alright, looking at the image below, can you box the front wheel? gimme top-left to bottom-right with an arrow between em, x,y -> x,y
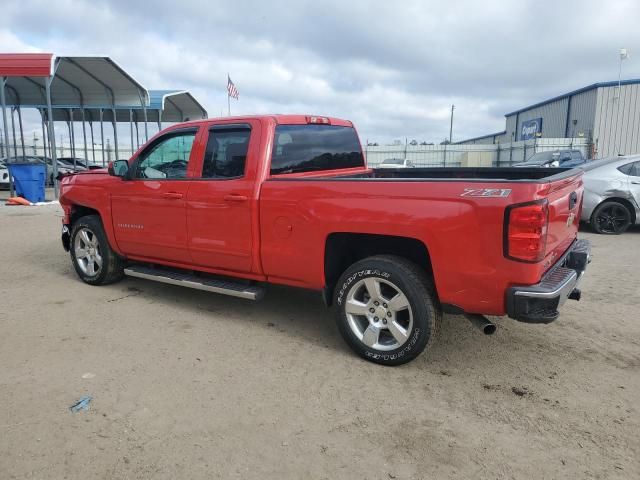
334,255 -> 440,366
70,215 -> 124,285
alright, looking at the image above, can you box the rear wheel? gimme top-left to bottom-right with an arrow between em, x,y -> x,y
591,201 -> 632,234
70,215 -> 124,285
334,255 -> 440,366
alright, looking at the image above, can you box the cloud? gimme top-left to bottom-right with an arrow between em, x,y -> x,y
1,0 -> 639,146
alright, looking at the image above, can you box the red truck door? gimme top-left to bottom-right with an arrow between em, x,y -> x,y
185,123 -> 258,273
110,128 -> 199,263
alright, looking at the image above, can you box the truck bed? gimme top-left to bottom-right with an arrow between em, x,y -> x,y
336,167 -> 579,182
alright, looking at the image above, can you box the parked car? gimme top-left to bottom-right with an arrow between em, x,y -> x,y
58,114 -> 590,366
377,158 -> 415,168
513,150 -> 586,168
57,157 -> 88,171
580,155 -> 640,234
27,156 -> 75,184
0,162 -> 9,189
58,157 -> 104,170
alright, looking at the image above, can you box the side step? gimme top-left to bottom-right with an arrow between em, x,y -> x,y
124,265 -> 265,301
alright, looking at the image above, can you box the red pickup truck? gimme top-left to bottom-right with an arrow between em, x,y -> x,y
59,115 -> 591,365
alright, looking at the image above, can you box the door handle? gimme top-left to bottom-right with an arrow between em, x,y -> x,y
162,192 -> 183,200
224,194 -> 248,202
632,181 -> 640,185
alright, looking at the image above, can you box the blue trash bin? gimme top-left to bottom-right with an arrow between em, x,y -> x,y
7,163 -> 47,203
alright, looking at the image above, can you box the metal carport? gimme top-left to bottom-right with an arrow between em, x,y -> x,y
22,90 -> 207,163
0,53 -> 149,197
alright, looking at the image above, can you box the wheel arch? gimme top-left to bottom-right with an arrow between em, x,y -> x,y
66,203 -> 123,256
323,232 -> 434,306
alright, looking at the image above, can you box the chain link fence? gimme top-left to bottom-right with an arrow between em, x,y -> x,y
2,137 -> 592,169
364,138 -> 592,168
0,141 -> 136,167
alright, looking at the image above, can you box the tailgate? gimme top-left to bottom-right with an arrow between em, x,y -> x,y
541,171 -> 583,271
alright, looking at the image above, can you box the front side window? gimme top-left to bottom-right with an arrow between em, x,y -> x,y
270,124 -> 364,175
201,127 -> 251,178
134,131 -> 196,179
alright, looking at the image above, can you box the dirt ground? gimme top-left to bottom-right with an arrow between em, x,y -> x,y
0,199 -> 638,480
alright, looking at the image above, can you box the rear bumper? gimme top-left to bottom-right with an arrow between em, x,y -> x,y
506,239 -> 591,324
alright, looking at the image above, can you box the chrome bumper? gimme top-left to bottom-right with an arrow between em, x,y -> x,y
506,239 -> 591,323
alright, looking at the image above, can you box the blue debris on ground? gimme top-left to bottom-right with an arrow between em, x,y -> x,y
69,395 -> 93,413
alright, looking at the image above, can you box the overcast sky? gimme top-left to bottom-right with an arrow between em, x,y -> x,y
2,0 -> 639,147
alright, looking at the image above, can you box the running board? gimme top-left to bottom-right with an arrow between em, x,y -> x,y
124,265 -> 265,301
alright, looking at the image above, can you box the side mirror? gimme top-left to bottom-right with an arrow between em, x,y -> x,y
108,160 -> 129,178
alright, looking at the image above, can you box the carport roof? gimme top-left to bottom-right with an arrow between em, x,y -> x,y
149,90 -> 207,121
35,90 -> 207,123
0,54 -> 148,108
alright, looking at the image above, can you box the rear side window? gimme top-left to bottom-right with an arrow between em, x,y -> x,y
201,126 -> 251,178
618,161 -> 640,177
270,124 -> 364,175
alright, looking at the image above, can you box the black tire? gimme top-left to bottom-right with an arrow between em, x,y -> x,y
334,255 -> 441,366
70,215 -> 124,285
591,201 -> 632,234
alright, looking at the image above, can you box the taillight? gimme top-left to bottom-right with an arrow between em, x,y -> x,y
504,200 -> 549,262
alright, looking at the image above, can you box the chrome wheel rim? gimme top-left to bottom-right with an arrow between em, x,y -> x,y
344,277 -> 413,351
74,227 -> 103,276
596,204 -> 629,233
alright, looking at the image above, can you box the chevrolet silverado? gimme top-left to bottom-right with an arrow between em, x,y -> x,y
59,115 -> 591,365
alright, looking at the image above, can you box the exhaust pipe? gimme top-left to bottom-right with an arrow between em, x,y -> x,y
465,314 -> 497,335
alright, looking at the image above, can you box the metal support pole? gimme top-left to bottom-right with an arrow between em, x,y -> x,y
11,107 -> 18,158
69,110 -> 77,170
89,121 -> 95,163
99,109 -> 105,166
0,77 -> 15,196
129,109 -> 134,155
41,110 -> 48,158
157,108 -> 162,132
69,109 -> 76,161
81,109 -> 88,161
45,77 -> 59,198
17,107 -> 26,160
112,108 -> 119,160
143,104 -> 148,142
449,104 -> 455,144
135,116 -> 140,149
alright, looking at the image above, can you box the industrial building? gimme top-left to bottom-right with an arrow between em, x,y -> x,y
458,79 -> 640,158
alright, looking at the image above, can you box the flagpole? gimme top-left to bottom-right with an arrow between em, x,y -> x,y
227,73 -> 231,116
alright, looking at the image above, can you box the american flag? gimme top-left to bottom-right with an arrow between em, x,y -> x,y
227,75 -> 239,99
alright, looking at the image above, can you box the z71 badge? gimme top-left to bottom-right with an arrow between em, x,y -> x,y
460,188 -> 512,198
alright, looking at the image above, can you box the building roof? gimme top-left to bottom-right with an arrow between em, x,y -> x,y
505,78 -> 640,117
455,131 -> 506,144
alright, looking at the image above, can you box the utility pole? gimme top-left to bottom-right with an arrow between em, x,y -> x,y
449,104 -> 455,144
616,48 -> 629,155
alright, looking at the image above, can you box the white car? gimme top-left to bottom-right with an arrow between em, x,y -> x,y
377,158 -> 415,168
0,163 -> 9,189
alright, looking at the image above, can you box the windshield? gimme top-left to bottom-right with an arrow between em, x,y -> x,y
521,151 -> 556,165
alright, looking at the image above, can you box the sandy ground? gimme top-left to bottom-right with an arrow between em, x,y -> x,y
0,199 -> 638,480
